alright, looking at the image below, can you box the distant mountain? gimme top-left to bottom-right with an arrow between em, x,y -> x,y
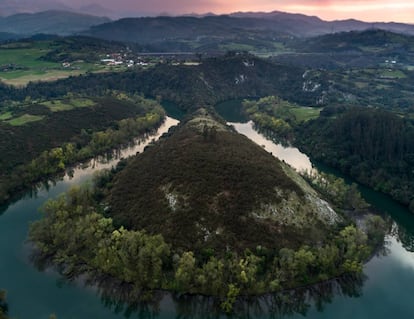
78,4 -> 113,18
0,10 -> 111,36
273,29 -> 414,69
83,11 -> 414,51
85,15 -> 290,45
0,0 -> 71,16
231,11 -> 414,35
293,29 -> 414,53
0,32 -> 23,41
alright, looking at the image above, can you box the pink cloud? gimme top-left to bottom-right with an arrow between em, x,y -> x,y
61,0 -> 414,22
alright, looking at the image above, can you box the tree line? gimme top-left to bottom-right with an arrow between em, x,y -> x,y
0,94 -> 165,205
0,54 -> 325,113
296,107 -> 414,212
29,172 -> 386,313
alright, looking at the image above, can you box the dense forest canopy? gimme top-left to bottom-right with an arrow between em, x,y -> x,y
0,53 -> 326,111
296,107 -> 414,211
0,94 -> 165,204
29,111 -> 386,312
0,29 -> 411,314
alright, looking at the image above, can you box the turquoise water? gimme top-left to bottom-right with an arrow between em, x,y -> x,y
2,105 -> 414,318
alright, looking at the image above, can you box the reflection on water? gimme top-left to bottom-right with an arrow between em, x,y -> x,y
0,117 -> 179,216
387,234 -> 414,270
230,121 -> 313,172
172,276 -> 365,319
4,104 -> 414,318
95,275 -> 366,319
62,117 -> 180,184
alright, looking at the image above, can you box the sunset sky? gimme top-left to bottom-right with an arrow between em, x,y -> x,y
63,0 -> 414,23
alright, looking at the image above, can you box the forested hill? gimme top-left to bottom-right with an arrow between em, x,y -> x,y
0,54 -> 326,110
29,110 -> 385,304
0,11 -> 110,36
292,29 -> 414,54
83,12 -> 414,46
107,109 -> 340,253
296,107 -> 414,212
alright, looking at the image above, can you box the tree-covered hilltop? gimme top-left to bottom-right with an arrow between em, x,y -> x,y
0,53 -> 327,111
242,96 -> 321,140
296,107 -> 414,212
107,109 -> 333,253
2,45 -> 414,114
29,110 -> 386,312
291,29 -> 414,54
0,93 -> 165,205
39,36 -> 141,63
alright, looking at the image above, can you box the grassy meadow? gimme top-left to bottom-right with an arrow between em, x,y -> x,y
0,41 -> 113,86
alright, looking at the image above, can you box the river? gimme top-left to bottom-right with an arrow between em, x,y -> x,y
2,105 -> 414,318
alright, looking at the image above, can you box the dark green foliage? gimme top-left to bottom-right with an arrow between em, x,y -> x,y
28,113 -> 385,311
84,15 -> 290,50
83,14 -> 414,48
29,183 -> 376,307
108,112 -> 307,253
296,108 -> 414,210
0,54 -> 325,111
40,36 -> 140,63
292,29 -> 414,54
29,186 -> 171,294
0,95 -> 165,204
243,96 -> 296,139
274,29 -> 414,70
302,171 -> 369,211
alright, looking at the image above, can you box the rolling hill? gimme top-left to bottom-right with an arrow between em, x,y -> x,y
0,10 -> 110,36
108,109 -> 340,252
82,11 -> 414,51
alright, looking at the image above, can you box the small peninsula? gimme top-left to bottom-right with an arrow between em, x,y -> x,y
29,109 -> 385,311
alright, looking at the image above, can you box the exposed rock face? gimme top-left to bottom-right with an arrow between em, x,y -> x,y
108,110 -> 339,253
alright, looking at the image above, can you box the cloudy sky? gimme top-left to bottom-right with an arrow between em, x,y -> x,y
10,0 -> 414,22
75,0 -> 414,22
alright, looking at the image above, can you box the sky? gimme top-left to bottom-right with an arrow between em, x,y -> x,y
11,0 -> 414,23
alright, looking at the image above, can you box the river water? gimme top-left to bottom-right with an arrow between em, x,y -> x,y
2,106 -> 414,318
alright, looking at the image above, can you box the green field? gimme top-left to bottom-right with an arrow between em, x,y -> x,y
378,69 -> 407,79
0,112 -> 13,120
290,106 -> 322,122
0,42 -> 112,86
218,43 -> 256,52
0,42 -> 54,67
41,98 -> 96,112
6,114 -> 44,126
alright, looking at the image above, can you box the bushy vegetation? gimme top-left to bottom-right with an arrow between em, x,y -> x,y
29,113 -> 386,313
296,107 -> 414,212
302,171 -> 369,211
241,96 -> 321,143
0,94 -> 165,204
0,53 -> 326,111
292,29 -> 414,54
108,112 -> 317,253
40,36 -> 138,63
29,183 -> 380,313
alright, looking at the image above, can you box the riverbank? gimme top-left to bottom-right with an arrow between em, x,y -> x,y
1,107 -> 414,318
27,111 -> 386,314
0,104 -> 165,208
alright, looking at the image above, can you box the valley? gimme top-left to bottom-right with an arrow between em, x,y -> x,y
0,6 -> 413,319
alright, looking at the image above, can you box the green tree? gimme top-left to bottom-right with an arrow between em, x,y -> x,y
175,252 -> 197,292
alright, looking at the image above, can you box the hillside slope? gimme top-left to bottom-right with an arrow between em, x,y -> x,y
83,12 -> 414,50
0,11 -> 110,35
108,109 -> 340,253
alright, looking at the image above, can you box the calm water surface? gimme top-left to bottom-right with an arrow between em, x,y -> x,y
2,106 -> 414,318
